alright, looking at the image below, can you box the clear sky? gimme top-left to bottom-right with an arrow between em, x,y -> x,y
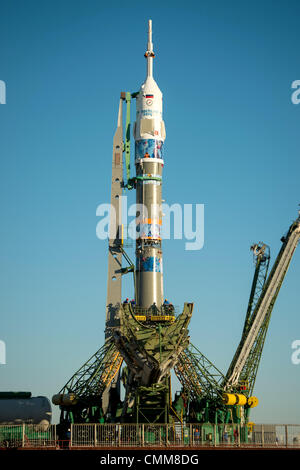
0,0 -> 300,425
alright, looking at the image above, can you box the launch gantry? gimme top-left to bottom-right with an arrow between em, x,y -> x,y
52,21 -> 300,435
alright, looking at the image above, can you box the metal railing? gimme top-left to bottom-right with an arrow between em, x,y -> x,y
0,423 -> 299,448
132,305 -> 179,318
0,424 -> 57,448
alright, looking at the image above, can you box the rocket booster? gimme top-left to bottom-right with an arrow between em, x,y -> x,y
134,20 -> 166,309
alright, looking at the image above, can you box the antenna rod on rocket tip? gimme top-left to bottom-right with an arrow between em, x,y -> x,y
145,19 -> 155,78
148,19 -> 153,52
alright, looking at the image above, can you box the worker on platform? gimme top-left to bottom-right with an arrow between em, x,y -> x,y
123,298 -> 129,304
152,301 -> 158,315
163,298 -> 174,315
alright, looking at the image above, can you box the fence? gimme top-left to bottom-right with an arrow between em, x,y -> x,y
0,423 -> 299,449
0,424 -> 57,448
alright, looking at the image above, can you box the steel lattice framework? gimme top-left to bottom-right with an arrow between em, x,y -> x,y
226,243 -> 271,396
174,343 -> 225,401
59,339 -> 123,403
242,243 -> 271,338
225,215 -> 300,391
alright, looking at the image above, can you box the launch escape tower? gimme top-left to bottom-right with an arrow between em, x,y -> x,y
52,21 -> 300,434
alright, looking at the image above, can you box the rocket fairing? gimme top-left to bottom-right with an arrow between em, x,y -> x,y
134,20 -> 166,309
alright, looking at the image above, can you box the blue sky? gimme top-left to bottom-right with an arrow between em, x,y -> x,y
0,0 -> 300,425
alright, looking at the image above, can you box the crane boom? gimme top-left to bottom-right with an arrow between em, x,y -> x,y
224,243 -> 271,396
242,243 -> 270,338
225,213 -> 300,389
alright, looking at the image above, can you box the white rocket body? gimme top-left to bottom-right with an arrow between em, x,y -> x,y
134,77 -> 165,145
134,20 -> 166,309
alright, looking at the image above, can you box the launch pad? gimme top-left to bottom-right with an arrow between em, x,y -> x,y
52,20 -> 300,444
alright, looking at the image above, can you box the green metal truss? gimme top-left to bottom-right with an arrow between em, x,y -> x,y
123,91 -> 139,190
224,215 -> 300,394
242,243 -> 270,338
58,338 -> 123,404
174,343 -> 225,402
224,243 -> 271,395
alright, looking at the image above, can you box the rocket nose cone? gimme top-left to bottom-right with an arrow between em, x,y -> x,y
140,76 -> 162,96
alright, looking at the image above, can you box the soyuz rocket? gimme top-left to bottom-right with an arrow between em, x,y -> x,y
134,20 -> 166,310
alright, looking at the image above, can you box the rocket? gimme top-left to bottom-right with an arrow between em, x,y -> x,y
134,20 -> 166,309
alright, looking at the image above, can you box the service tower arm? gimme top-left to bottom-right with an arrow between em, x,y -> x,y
105,98 -> 124,338
225,213 -> 300,390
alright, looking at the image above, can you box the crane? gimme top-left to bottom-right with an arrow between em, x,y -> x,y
221,242 -> 271,398
173,212 -> 300,425
225,213 -> 300,391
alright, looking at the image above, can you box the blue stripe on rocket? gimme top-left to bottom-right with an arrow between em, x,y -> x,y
135,139 -> 164,160
136,256 -> 163,272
